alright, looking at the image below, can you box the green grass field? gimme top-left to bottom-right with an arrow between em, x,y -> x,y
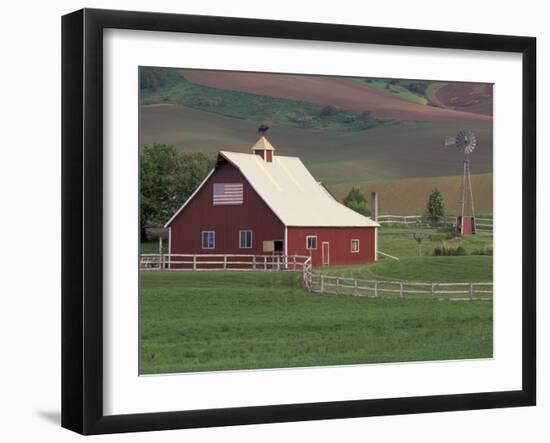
140,271 -> 492,374
322,256 -> 492,283
140,225 -> 493,374
377,226 -> 493,259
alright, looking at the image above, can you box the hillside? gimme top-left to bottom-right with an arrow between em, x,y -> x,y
140,104 -> 493,183
139,67 -> 493,215
181,69 -> 491,123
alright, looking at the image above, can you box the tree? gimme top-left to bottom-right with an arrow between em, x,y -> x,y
140,144 -> 215,241
426,188 -> 445,226
343,187 -> 370,216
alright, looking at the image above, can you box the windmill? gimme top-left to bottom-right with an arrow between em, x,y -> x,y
444,130 -> 477,235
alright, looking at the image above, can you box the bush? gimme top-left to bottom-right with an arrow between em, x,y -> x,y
471,246 -> 493,256
432,245 -> 467,256
318,105 -> 338,118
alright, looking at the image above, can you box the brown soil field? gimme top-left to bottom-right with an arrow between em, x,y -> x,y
427,83 -> 493,116
328,173 -> 493,215
180,69 -> 492,124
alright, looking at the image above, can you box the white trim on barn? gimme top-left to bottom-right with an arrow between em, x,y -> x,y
284,226 -> 288,257
164,168 -> 216,228
168,227 -> 172,269
374,227 -> 378,261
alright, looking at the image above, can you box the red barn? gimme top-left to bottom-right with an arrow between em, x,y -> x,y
165,136 -> 379,267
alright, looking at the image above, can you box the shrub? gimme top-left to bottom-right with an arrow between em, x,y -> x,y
471,246 -> 493,256
432,245 -> 467,256
318,105 -> 338,118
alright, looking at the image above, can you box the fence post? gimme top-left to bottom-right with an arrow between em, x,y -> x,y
400,282 -> 403,298
336,278 -> 340,295
253,256 -> 256,270
431,283 -> 435,297
469,282 -> 474,300
264,256 -> 267,270
293,256 -> 297,271
354,279 -> 358,296
193,255 -> 197,271
224,255 -> 227,270
277,256 -> 280,271
320,274 -> 324,293
374,281 -> 378,297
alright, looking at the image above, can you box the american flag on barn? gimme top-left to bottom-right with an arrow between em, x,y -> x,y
213,183 -> 243,205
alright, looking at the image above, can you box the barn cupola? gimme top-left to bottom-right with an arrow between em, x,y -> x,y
252,135 -> 275,163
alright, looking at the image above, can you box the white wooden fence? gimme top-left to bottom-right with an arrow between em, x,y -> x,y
377,215 -> 426,226
140,254 -> 313,290
310,274 -> 492,300
377,214 -> 493,232
139,254 -> 490,300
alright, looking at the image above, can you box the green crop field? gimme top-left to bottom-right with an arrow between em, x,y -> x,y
140,271 -> 492,374
139,225 -> 493,375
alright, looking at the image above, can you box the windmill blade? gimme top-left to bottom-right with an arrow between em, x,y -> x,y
444,136 -> 456,146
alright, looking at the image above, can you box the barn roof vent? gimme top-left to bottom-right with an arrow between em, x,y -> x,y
252,136 -> 275,162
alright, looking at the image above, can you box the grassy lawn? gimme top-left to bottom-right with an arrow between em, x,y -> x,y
140,271 -> 492,374
377,226 -> 493,259
321,256 -> 492,283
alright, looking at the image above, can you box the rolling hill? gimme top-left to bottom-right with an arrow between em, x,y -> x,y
139,67 -> 493,214
180,69 -> 491,123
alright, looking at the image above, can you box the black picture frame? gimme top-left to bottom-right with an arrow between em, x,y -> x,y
62,8 -> 536,435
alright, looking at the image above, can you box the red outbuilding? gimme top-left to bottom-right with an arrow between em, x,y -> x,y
165,136 -> 379,267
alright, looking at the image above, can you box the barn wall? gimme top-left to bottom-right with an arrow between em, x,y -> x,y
287,227 -> 376,267
168,161 -> 285,258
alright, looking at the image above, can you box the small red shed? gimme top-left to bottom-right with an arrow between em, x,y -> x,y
165,136 -> 379,267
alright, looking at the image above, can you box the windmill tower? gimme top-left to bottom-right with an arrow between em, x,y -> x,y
444,130 -> 477,235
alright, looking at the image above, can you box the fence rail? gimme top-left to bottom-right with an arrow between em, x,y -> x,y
140,253 -> 313,290
310,273 -> 492,300
139,254 -> 490,300
377,214 -> 493,232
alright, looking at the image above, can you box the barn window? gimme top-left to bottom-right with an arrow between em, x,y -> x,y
202,231 -> 215,249
351,239 -> 360,253
239,230 -> 253,248
306,235 -> 317,250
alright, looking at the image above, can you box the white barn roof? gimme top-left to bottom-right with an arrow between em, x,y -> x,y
219,150 -> 379,228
